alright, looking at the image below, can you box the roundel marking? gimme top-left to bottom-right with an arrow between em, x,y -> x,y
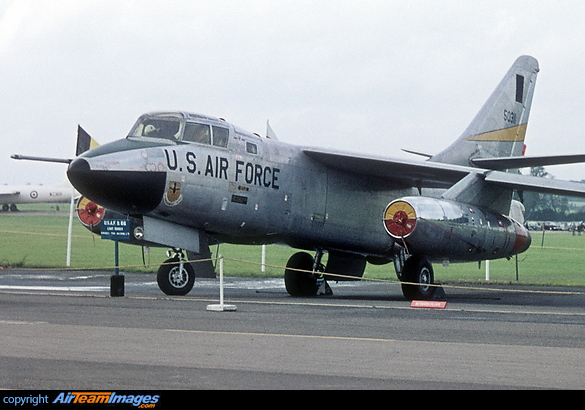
383,200 -> 417,238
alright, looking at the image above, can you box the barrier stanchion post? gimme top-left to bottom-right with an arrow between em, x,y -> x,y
207,255 -> 237,311
110,239 -> 124,297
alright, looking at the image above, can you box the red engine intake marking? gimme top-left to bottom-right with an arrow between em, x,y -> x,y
77,196 -> 105,227
383,200 -> 417,238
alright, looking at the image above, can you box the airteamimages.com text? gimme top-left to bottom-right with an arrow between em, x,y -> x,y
3,392 -> 161,407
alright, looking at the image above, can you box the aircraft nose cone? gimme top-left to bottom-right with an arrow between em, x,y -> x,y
67,157 -> 166,214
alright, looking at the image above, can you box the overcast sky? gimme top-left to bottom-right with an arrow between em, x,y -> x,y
2,0 -> 585,186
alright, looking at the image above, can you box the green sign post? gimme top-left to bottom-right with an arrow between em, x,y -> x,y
101,219 -> 130,297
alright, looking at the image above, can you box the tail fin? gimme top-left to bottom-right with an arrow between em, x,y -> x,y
430,55 -> 539,166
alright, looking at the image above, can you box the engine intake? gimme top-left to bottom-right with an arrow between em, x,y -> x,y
383,197 -> 531,262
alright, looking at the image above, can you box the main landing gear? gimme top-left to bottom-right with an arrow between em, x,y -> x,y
398,254 -> 436,300
284,248 -> 438,300
284,251 -> 331,297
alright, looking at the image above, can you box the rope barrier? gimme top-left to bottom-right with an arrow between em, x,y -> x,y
221,256 -> 585,295
3,253 -> 582,296
2,229 -> 584,296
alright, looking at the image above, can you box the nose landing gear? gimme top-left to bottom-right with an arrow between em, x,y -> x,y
157,249 -> 195,296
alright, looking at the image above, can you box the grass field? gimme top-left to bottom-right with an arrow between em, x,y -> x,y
2,206 -> 585,286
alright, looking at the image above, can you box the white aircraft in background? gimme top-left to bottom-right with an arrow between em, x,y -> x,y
0,181 -> 75,211
5,126 -> 97,211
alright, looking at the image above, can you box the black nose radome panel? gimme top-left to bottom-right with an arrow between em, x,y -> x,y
67,158 -> 166,215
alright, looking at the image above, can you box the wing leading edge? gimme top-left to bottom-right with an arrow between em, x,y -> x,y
303,148 -> 470,189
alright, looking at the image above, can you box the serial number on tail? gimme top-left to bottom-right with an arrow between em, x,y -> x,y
503,109 -> 518,124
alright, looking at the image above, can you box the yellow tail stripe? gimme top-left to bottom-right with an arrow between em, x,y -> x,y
464,124 -> 527,142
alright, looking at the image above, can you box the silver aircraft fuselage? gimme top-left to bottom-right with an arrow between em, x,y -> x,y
67,112 -> 414,261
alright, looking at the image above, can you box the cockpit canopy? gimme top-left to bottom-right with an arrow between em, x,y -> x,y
129,112 -> 229,148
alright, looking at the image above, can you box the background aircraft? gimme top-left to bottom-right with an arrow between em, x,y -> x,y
15,56 -> 585,300
6,126 -> 98,212
0,181 -> 74,212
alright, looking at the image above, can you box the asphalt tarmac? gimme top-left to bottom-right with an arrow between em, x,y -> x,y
1,269 -> 585,389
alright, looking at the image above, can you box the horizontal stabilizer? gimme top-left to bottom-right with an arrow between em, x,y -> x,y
471,154 -> 585,170
485,170 -> 585,198
401,149 -> 433,158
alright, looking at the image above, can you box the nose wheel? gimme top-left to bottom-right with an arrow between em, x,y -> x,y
157,250 -> 195,295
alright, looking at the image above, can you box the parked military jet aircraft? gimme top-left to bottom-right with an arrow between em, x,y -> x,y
14,56 -> 585,299
0,181 -> 74,211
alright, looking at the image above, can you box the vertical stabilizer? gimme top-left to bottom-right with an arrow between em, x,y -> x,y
430,55 -> 539,166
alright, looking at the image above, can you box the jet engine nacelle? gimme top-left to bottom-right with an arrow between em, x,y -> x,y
383,196 -> 531,262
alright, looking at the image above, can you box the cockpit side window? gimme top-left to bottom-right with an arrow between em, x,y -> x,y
246,142 -> 258,154
131,119 -> 181,140
183,123 -> 211,144
212,126 -> 229,148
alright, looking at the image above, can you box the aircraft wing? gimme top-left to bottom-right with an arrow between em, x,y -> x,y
303,148 -> 585,197
0,188 -> 20,196
304,148 -> 478,189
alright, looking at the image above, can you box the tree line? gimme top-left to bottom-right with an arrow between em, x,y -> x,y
522,166 -> 585,221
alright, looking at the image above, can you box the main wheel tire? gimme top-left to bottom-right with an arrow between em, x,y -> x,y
400,255 -> 435,300
284,252 -> 318,297
157,257 -> 195,296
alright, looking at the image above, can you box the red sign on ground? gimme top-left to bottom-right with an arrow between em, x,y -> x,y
410,300 -> 447,309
